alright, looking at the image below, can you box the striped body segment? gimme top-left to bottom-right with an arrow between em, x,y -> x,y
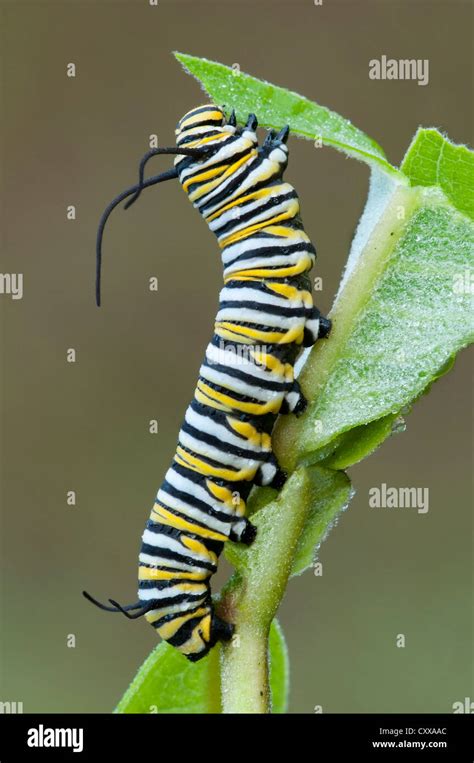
139,105 -> 329,660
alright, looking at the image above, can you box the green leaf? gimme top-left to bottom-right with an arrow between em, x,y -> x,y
226,466 -> 351,579
290,466 -> 353,576
115,640 -> 221,714
174,52 -> 401,178
224,468 -> 310,576
268,619 -> 290,713
275,184 -> 474,470
115,619 -> 288,714
401,128 -> 474,220
321,413 -> 405,470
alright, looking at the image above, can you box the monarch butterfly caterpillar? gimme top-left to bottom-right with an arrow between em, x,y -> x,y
84,104 -> 331,661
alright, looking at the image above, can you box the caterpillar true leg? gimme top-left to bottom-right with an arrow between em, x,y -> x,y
229,516 -> 257,545
302,307 -> 332,347
318,315 -> 332,338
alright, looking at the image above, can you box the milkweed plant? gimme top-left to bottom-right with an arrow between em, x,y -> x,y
113,53 -> 473,714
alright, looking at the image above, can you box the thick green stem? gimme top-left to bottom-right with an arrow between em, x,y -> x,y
220,619 -> 270,713
219,470 -> 312,713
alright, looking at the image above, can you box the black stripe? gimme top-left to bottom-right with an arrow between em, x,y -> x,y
197,153 -> 268,214
200,169 -> 287,217
208,335 -> 294,361
149,604 -> 207,631
201,359 -> 291,393
178,105 -> 223,125
222,241 -> 316,266
180,420 -> 267,460
167,615 -> 209,647
176,129 -> 230,149
139,591 -> 206,608
179,145 -> 255,184
140,561 -> 210,574
213,318 -> 289,336
153,499 -> 229,537
177,444 -> 242,476
140,543 -> 216,572
161,478 -> 237,522
139,577 -> 207,591
218,299 -> 308,319
211,191 -> 298,237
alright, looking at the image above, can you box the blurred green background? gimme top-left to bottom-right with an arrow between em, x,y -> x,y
0,0 -> 472,713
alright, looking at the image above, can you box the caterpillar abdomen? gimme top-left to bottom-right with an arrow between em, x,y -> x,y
85,104 -> 330,662
138,106 -> 328,660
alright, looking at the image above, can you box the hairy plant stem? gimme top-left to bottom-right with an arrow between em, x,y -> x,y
218,469 -> 312,713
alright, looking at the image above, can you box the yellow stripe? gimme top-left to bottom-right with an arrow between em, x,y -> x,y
153,502 -> 228,541
265,282 -> 299,300
139,566 -> 208,581
197,380 -> 282,416
205,184 -> 289,222
178,109 -> 224,128
197,613 -> 211,642
194,386 -> 231,412
267,283 -> 314,309
181,535 -> 218,563
251,350 -> 286,377
262,225 -> 309,239
215,321 -> 283,342
219,209 -> 299,249
212,326 -> 255,345
219,203 -> 300,248
206,480 -> 234,503
180,132 -> 229,150
183,164 -> 227,192
188,150 -> 256,202
152,608 -> 210,640
176,445 -> 256,482
206,479 -> 246,516
216,321 -> 304,345
226,417 -> 261,445
179,617 -> 212,654
224,255 -> 313,283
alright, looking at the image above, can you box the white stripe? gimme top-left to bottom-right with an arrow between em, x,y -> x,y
165,467 -> 235,516
208,184 -> 293,232
219,285 -> 295,308
199,364 -> 285,403
216,306 -> 304,330
195,154 -> 273,213
222,235 -> 296,265
178,430 -> 262,471
223,251 -> 314,277
139,553 -> 199,572
186,404 -> 261,448
141,528 -> 210,564
145,600 -> 209,618
138,585 -> 207,602
205,343 -> 286,384
156,487 -> 231,535
177,135 -> 255,183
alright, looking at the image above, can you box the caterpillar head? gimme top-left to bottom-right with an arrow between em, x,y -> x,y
175,104 -> 235,150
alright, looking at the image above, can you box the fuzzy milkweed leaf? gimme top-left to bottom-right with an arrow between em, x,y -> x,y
401,128 -> 474,220
275,183 -> 474,470
174,52 -> 401,178
115,619 -> 288,714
